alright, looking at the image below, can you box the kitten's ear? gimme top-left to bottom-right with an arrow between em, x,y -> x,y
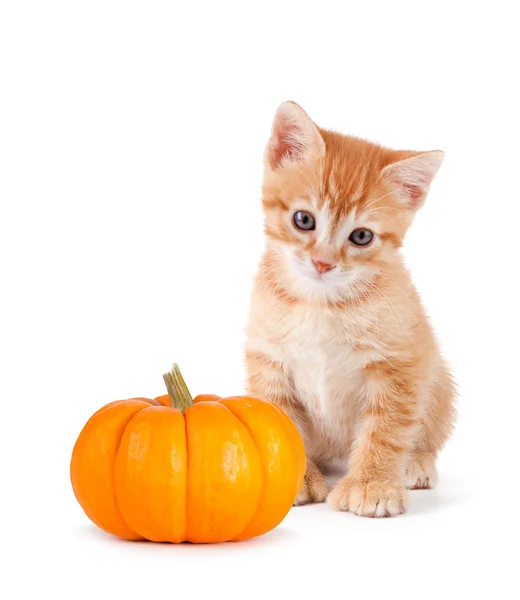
381,150 -> 444,210
265,101 -> 325,170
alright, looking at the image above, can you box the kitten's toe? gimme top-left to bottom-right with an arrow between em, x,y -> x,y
293,470 -> 329,506
405,452 -> 438,489
327,476 -> 408,517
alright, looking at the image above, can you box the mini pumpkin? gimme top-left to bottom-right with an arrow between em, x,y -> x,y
70,364 -> 305,543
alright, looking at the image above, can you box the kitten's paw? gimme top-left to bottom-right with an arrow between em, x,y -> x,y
327,477 -> 408,517
405,452 -> 438,489
293,471 -> 330,506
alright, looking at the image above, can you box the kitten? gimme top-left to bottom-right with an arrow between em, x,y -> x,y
244,102 -> 456,517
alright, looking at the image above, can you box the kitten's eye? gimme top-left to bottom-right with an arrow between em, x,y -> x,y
293,211 -> 316,231
349,228 -> 374,246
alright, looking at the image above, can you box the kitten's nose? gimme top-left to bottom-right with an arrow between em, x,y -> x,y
312,259 -> 336,275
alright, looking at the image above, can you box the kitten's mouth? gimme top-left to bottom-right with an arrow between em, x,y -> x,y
292,257 -> 348,283
311,270 -> 333,281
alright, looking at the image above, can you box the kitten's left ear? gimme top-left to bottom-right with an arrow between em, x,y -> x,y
265,101 -> 325,171
381,150 -> 444,210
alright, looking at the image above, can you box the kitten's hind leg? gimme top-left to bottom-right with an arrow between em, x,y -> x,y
406,365 -> 455,490
405,452 -> 438,489
294,459 -> 330,505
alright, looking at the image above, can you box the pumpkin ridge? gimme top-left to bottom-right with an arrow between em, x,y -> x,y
112,407 -> 148,540
222,403 -> 265,542
182,408 -> 189,542
184,402 -> 263,542
71,400 -> 150,540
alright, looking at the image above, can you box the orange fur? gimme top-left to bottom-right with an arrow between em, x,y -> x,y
245,102 -> 456,517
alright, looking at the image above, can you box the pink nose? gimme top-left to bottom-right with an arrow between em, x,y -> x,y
312,259 -> 336,274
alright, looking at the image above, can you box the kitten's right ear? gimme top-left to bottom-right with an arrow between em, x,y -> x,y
265,101 -> 325,170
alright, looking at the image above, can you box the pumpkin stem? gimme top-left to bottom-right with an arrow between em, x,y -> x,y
163,363 -> 194,413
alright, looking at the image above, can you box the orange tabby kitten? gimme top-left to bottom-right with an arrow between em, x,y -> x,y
245,102 -> 456,517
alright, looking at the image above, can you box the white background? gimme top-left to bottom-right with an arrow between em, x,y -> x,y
1,1 -> 519,599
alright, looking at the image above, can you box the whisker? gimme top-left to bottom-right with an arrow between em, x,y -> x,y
377,273 -> 417,307
361,190 -> 395,211
354,275 -> 406,331
364,211 -> 392,221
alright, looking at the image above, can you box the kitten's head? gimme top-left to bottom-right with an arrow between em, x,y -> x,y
261,101 -> 444,304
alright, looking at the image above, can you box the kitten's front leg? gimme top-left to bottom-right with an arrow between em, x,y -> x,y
328,360 -> 421,517
293,459 -> 330,505
245,349 -> 329,505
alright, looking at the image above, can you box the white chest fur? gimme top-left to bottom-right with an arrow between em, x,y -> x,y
279,308 -> 375,456
247,291 -> 388,460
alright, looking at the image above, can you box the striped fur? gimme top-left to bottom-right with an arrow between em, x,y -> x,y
245,102 -> 456,517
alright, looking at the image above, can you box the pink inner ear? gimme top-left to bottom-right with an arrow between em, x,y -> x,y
391,164 -> 436,207
268,117 -> 304,169
383,150 -> 443,209
402,183 -> 424,204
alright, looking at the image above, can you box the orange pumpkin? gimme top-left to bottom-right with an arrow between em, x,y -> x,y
70,364 -> 305,543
